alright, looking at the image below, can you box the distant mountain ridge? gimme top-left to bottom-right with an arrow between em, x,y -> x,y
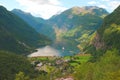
12,6 -> 109,55
0,6 -> 51,54
12,9 -> 56,40
61,6 -> 108,16
12,9 -> 45,28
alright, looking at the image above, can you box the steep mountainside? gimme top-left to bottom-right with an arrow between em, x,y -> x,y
91,5 -> 120,51
48,6 -> 108,54
74,6 -> 120,80
82,5 -> 120,61
0,6 -> 51,54
12,9 -> 55,40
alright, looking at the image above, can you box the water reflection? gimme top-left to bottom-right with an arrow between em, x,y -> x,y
28,45 -> 78,57
28,46 -> 61,57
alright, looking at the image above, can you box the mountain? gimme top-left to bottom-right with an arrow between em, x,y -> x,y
82,5 -> 120,61
12,6 -> 108,55
48,6 -> 108,54
49,6 -> 108,29
0,6 -> 51,54
74,6 -> 120,80
91,5 -> 120,51
12,9 -> 55,40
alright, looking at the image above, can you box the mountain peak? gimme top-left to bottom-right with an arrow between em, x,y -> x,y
69,6 -> 108,16
71,6 -> 80,9
0,6 -> 8,14
83,6 -> 99,10
0,5 -> 7,10
71,6 -> 99,9
70,6 -> 83,15
12,9 -> 32,16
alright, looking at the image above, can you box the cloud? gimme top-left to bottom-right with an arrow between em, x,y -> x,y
88,0 -> 120,12
99,5 -> 107,9
88,1 -> 97,5
109,1 -> 120,10
15,0 -> 120,18
0,2 -> 4,6
16,0 -> 67,19
29,0 -> 61,5
101,0 -> 120,12
102,0 -> 110,1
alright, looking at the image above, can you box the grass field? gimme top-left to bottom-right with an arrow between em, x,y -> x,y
64,54 -> 91,66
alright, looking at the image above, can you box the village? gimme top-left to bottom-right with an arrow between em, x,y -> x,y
29,54 -> 91,80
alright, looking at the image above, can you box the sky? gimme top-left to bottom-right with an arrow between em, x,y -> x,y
0,0 -> 120,19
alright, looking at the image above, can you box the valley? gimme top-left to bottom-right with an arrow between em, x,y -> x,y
12,6 -> 108,55
0,3 -> 120,80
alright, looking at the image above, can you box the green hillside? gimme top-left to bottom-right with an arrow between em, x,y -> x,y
82,5 -> 120,61
86,5 -> 120,53
50,6 -> 108,29
12,9 -> 55,40
0,6 -> 51,54
49,6 -> 108,54
98,5 -> 120,50
0,51 -> 36,80
73,6 -> 120,80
